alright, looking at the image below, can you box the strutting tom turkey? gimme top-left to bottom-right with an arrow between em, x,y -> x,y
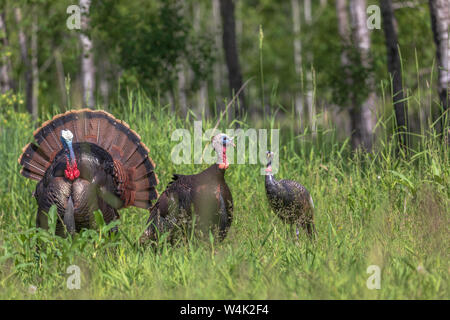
140,133 -> 234,245
264,151 -> 316,239
18,109 -> 158,236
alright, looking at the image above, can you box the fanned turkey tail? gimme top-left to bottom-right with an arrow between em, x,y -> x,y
18,108 -> 159,209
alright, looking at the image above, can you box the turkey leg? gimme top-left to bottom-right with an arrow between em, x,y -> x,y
64,196 -> 76,235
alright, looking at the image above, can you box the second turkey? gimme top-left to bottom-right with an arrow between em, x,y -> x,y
140,133 -> 235,246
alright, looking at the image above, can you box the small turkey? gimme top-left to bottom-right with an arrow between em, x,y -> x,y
18,109 -> 158,236
264,151 -> 316,239
140,133 -> 234,245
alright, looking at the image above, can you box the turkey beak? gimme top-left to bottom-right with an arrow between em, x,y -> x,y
229,137 -> 235,148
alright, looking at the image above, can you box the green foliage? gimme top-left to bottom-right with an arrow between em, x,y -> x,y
0,91 -> 24,111
329,44 -> 373,108
91,0 -> 213,95
0,95 -> 448,299
0,0 -> 444,128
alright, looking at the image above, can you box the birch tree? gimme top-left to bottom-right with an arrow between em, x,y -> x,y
177,63 -> 188,116
53,47 -> 68,108
176,1 -> 187,116
193,1 -> 209,117
336,0 -> 377,150
429,0 -> 449,139
349,0 -> 376,150
212,0 -> 224,108
291,0 -> 304,127
31,7 -> 38,119
79,0 -> 95,107
304,0 -> 316,133
335,0 -> 356,147
0,12 -> 13,93
14,7 -> 36,120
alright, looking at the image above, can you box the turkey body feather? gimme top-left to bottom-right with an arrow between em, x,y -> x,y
265,172 -> 316,237
141,164 -> 233,245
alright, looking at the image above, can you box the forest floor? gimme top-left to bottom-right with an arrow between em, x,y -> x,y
0,101 -> 448,299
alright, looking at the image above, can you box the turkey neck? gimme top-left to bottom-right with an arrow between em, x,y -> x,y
265,159 -> 278,190
216,143 -> 229,170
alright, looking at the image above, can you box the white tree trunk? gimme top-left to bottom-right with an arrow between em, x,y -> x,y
304,0 -> 315,133
54,48 -> 68,109
429,0 -> 449,137
291,0 -> 304,127
31,9 -> 39,120
15,8 -> 35,119
177,63 -> 188,116
79,0 -> 95,108
0,12 -> 13,93
212,0 -> 224,108
350,0 -> 376,150
99,50 -> 110,108
194,2 -> 209,118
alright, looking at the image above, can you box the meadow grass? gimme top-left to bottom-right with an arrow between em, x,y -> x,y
0,95 -> 448,299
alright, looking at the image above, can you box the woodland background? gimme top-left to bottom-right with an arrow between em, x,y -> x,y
0,0 -> 448,151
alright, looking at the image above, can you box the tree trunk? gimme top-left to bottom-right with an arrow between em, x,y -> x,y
380,0 -> 408,150
337,0 -> 376,151
219,0 -> 246,119
177,63 -> 188,116
198,83 -> 209,117
336,0 -> 357,146
193,2 -> 209,118
54,47 -> 68,109
291,0 -> 304,128
304,0 -> 316,133
31,9 -> 39,120
99,54 -> 110,109
0,12 -> 13,93
79,0 -> 95,108
212,0 -> 224,114
14,8 -> 35,120
166,89 -> 175,113
349,0 -> 376,151
428,0 -> 449,140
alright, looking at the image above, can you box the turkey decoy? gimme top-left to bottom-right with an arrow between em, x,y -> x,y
140,133 -> 234,245
18,109 -> 159,236
264,151 -> 316,239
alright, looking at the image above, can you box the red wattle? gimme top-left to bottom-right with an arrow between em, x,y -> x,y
219,146 -> 229,169
72,162 -> 80,178
64,156 -> 79,181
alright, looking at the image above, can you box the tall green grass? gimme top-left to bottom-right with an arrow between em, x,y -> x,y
0,93 -> 448,299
